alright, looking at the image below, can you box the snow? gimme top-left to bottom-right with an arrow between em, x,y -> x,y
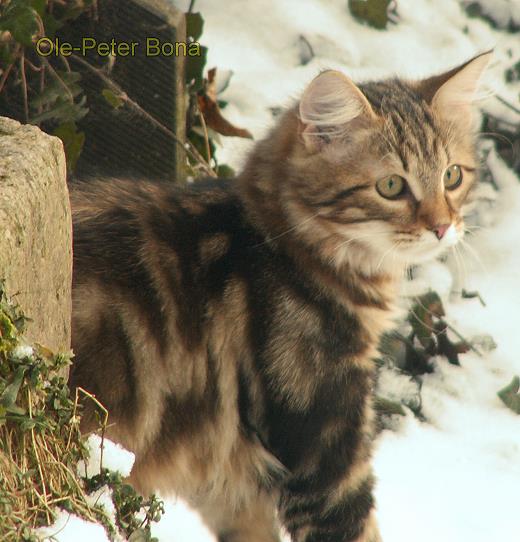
151,498 -> 216,542
77,434 -> 135,478
39,437 -> 135,542
37,510 -> 110,542
10,344 -> 34,359
40,0 -> 520,540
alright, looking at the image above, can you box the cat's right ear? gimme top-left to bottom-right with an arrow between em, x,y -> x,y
299,70 -> 378,152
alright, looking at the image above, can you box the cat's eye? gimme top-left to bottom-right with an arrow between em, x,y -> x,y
376,175 -> 406,199
443,165 -> 463,190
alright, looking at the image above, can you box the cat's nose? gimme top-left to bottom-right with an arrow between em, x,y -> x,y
432,223 -> 450,240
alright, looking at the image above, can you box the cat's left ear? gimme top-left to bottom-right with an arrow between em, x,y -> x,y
299,70 -> 378,151
417,50 -> 492,127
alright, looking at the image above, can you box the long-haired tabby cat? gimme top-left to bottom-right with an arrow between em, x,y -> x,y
70,51 -> 491,542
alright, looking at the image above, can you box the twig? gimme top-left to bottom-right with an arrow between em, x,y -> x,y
412,295 -> 483,357
444,321 -> 483,357
0,62 -> 14,94
495,95 -> 520,116
197,107 -> 211,164
27,388 -> 53,525
40,57 -> 75,102
188,0 -> 196,13
20,52 -> 29,123
75,387 -> 108,472
68,53 -> 217,177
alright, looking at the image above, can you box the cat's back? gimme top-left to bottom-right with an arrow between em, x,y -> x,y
69,177 -> 265,467
71,177 -> 251,280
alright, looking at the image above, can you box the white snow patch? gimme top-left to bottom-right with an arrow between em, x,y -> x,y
36,510 -> 110,542
77,435 -> 135,478
151,498 -> 216,542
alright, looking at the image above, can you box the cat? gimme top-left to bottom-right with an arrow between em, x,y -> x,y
69,51 -> 491,542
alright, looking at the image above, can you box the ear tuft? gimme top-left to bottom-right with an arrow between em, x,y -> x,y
299,70 -> 376,150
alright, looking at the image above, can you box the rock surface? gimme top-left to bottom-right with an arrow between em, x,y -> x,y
0,117 -> 71,353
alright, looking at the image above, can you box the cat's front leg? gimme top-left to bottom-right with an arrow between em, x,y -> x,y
277,392 -> 382,542
281,469 -> 381,542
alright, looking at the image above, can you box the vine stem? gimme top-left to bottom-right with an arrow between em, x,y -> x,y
495,95 -> 520,117
0,44 -> 21,94
69,54 -> 217,178
20,52 -> 29,123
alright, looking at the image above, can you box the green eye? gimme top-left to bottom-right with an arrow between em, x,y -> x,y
444,164 -> 463,190
376,175 -> 406,199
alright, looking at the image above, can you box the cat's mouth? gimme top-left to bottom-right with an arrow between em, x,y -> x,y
394,223 -> 462,263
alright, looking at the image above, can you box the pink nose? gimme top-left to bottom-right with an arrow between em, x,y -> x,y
433,224 -> 450,240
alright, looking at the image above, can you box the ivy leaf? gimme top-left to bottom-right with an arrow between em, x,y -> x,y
30,0 -> 45,17
31,71 -> 83,109
348,0 -> 392,30
505,60 -> 520,83
52,121 -> 85,173
403,341 -> 433,376
41,12 -> 62,38
498,376 -> 520,414
461,288 -> 486,307
30,94 -> 89,124
216,164 -> 235,178
128,529 -> 150,542
197,68 -> 252,139
434,321 -> 469,366
102,88 -> 124,109
0,309 -> 18,343
0,3 -> 39,46
408,291 -> 445,350
374,396 -> 406,417
185,45 -> 207,91
185,12 -> 204,41
0,366 -> 26,410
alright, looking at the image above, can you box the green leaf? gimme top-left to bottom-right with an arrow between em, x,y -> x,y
505,60 -> 520,83
185,45 -> 207,91
0,4 -> 39,47
52,121 -> 85,173
348,0 -> 392,30
216,164 -> 235,178
128,529 -> 150,542
40,12 -> 62,38
185,12 -> 204,41
31,71 -> 83,109
30,94 -> 88,125
5,404 -> 26,415
0,309 -> 18,343
30,0 -> 45,16
102,88 -> 124,109
20,418 -> 36,431
374,396 -> 406,417
408,291 -> 445,350
498,376 -> 520,414
0,366 -> 26,409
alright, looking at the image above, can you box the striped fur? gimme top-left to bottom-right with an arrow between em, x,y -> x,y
70,53 -> 488,541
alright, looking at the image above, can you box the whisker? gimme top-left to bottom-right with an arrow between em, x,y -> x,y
375,240 -> 403,273
252,210 -> 323,247
334,229 -> 391,250
458,238 -> 488,275
478,131 -> 514,151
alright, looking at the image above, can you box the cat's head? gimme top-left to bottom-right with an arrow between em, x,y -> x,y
287,52 -> 491,275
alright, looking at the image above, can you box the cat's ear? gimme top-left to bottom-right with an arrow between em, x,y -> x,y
417,51 -> 492,127
299,70 -> 377,151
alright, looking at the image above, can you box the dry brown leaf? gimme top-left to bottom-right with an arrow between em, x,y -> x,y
198,68 -> 253,140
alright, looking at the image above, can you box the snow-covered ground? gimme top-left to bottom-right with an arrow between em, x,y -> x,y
40,0 -> 520,540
